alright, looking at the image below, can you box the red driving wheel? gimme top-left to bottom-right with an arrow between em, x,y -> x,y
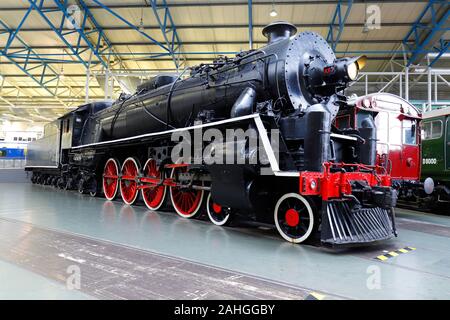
169,166 -> 204,218
102,158 -> 119,200
141,158 -> 166,210
120,157 -> 140,205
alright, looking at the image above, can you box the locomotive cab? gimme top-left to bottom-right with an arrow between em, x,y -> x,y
58,101 -> 113,149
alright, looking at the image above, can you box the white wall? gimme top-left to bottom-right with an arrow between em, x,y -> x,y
0,120 -> 45,148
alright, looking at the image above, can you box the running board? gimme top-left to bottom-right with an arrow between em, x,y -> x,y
321,201 -> 396,246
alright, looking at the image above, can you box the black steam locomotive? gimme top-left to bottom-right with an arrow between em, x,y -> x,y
26,22 -> 397,246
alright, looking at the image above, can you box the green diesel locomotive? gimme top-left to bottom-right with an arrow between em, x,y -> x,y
421,108 -> 450,210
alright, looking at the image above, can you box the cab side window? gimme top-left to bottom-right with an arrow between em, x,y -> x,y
422,120 -> 442,140
62,119 -> 71,133
402,119 -> 417,145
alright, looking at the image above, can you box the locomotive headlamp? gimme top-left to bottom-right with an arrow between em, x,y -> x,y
346,62 -> 358,80
333,55 -> 367,82
344,56 -> 367,80
305,55 -> 367,96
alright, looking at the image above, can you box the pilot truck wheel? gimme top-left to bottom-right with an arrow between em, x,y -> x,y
206,193 -> 233,226
274,193 -> 315,243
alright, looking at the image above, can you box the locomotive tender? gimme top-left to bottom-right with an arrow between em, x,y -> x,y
26,22 -> 397,246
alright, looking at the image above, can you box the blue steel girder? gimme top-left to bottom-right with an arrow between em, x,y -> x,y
327,0 -> 353,51
27,0 -> 90,69
403,0 -> 450,66
73,0 -> 125,69
90,0 -> 171,55
0,13 -> 68,104
149,0 -> 185,70
429,39 -> 449,66
28,0 -> 124,71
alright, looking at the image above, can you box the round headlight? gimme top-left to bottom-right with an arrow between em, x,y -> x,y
347,62 -> 358,80
424,177 -> 435,195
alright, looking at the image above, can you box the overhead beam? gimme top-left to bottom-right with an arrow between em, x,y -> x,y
1,49 -> 421,60
403,0 -> 450,66
28,0 -> 112,70
6,22 -> 414,33
429,39 -> 449,66
89,0 -> 172,54
0,14 -> 69,107
0,54 -> 406,70
148,0 -> 185,69
0,1 -> 429,11
3,39 -> 408,50
74,0 -> 126,70
327,0 -> 353,50
27,0 -> 90,69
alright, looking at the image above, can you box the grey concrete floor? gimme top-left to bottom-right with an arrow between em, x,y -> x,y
0,169 -> 449,299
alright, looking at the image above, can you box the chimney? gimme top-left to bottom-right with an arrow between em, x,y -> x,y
262,21 -> 297,44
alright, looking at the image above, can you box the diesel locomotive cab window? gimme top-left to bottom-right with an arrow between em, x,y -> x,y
402,119 -> 417,145
422,120 -> 443,140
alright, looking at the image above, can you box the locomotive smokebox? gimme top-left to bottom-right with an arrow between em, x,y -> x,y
262,21 -> 297,44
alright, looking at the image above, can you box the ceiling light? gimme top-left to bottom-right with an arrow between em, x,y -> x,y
138,18 -> 145,32
138,7 -> 145,32
270,8 -> 278,17
269,1 -> 278,17
362,23 -> 369,33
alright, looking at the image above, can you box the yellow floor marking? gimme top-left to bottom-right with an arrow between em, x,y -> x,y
398,248 -> 408,253
377,255 -> 388,261
310,292 -> 326,300
388,251 -> 399,257
408,247 -> 416,250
